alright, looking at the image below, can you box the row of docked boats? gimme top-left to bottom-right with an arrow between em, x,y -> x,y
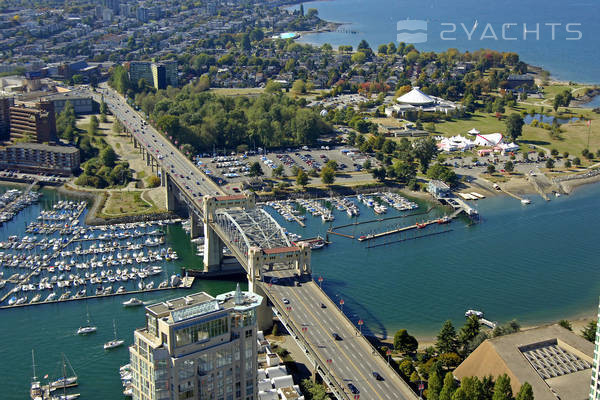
0,189 -> 41,224
4,266 -> 175,305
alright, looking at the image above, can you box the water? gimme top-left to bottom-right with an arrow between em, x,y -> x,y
523,113 -> 580,125
581,95 -> 600,109
0,185 -> 243,400
291,0 -> 600,83
2,183 -> 600,398
266,186 -> 600,340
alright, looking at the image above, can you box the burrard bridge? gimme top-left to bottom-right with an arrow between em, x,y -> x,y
100,84 -> 418,400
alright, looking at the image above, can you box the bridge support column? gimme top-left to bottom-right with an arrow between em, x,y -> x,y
203,223 -> 223,272
160,168 -> 166,186
146,152 -> 150,166
190,212 -> 203,239
165,175 -> 176,212
248,247 -> 274,332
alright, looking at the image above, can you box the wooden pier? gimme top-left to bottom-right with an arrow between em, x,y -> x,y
327,207 -> 435,240
357,217 -> 451,241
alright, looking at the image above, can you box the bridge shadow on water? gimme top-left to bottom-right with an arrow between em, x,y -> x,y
317,277 -> 389,340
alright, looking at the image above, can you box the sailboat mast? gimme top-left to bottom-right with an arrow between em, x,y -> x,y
62,353 -> 67,397
31,349 -> 37,380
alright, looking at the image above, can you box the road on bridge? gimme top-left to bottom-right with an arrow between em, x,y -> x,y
95,84 -> 418,400
94,84 -> 225,201
265,272 -> 418,400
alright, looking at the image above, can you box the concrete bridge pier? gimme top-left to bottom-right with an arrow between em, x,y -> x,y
146,152 -> 150,167
160,168 -> 167,186
190,212 -> 203,239
165,175 -> 176,212
203,223 -> 223,273
248,247 -> 274,332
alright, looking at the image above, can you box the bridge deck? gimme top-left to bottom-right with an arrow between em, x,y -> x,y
263,276 -> 418,400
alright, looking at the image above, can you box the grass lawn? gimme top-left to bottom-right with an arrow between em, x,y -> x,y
100,191 -> 162,217
434,112 -> 513,136
520,118 -> 600,157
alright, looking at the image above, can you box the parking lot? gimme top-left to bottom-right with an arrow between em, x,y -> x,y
193,146 -> 378,189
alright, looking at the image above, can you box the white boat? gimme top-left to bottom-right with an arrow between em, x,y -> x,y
465,309 -> 484,318
123,298 -> 143,307
104,320 -> 125,350
77,306 -> 96,335
521,199 -> 531,205
50,376 -> 77,390
31,350 -> 43,400
53,394 -> 80,400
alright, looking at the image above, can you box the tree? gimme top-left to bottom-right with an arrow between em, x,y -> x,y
357,39 -> 371,52
300,379 -> 328,400
272,165 -> 285,178
325,159 -> 338,171
439,372 -> 457,400
249,161 -> 263,177
451,388 -> 468,400
393,329 -> 419,354
296,169 -> 309,187
306,8 -> 318,18
412,137 -> 438,173
516,382 -> 533,400
564,160 -> 572,168
393,160 -> 416,183
545,158 -> 555,169
351,51 -> 366,64
56,101 -> 77,141
436,320 -> 458,354
581,320 -> 597,342
573,157 -> 581,166
427,369 -> 443,400
460,377 -> 485,400
458,316 -> 481,349
265,80 -> 282,94
505,113 -> 524,142
487,164 -> 496,174
100,147 -> 117,168
147,175 -> 161,188
109,64 -> 131,94
372,167 -> 387,181
112,119 -> 124,134
291,79 -> 307,95
492,320 -> 521,337
558,319 -> 572,331
504,161 -> 514,173
321,166 -> 335,185
398,359 -> 416,378
427,163 -> 458,186
492,374 -> 513,400
88,115 -> 99,136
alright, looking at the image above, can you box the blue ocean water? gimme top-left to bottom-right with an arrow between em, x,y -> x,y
267,185 -> 600,339
2,181 -> 600,399
292,0 -> 600,83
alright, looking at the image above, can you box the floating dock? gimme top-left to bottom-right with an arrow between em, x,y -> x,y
357,217 -> 451,241
0,278 -> 194,310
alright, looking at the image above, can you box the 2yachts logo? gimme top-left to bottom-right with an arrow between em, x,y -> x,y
396,20 -> 583,43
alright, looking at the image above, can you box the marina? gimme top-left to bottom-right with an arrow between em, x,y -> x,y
0,197 -> 194,309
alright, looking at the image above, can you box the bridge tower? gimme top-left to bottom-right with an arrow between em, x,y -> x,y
201,194 -> 255,273
247,242 -> 312,331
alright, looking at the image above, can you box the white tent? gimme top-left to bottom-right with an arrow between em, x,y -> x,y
468,128 -> 480,135
474,133 -> 503,147
396,87 -> 435,106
